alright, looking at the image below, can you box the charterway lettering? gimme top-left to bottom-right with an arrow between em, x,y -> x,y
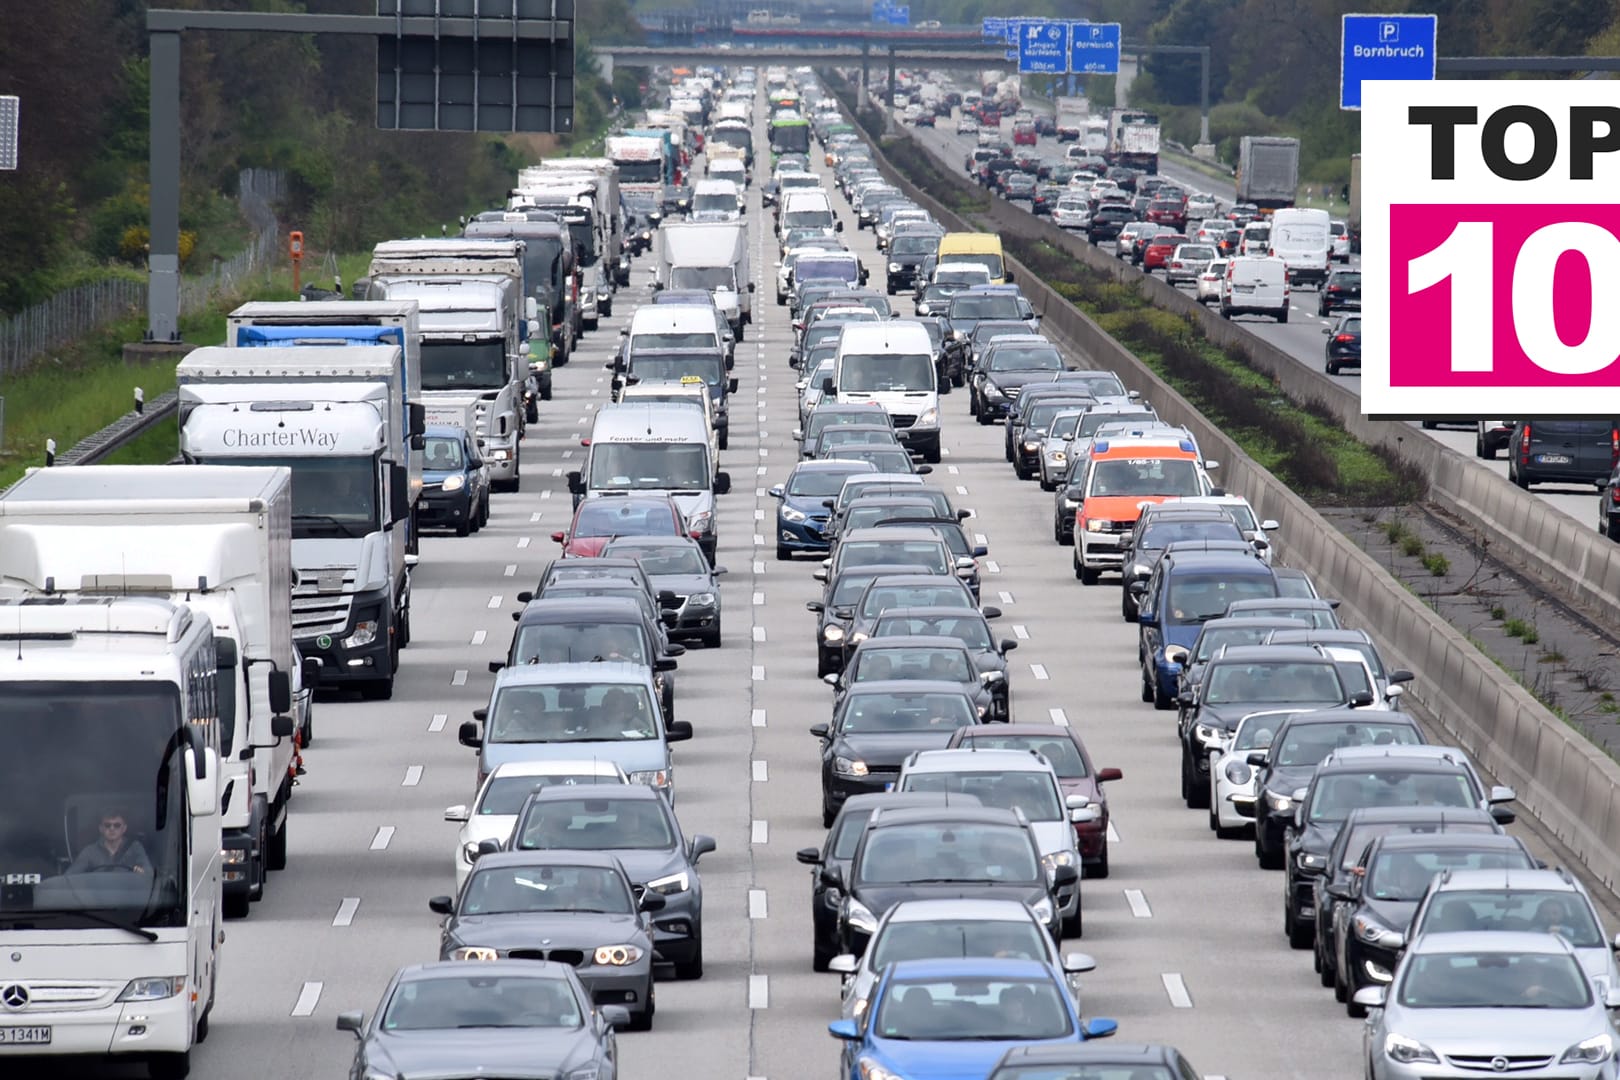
222,427 -> 340,450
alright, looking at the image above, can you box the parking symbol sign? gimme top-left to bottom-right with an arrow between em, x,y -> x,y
1380,20 -> 1399,42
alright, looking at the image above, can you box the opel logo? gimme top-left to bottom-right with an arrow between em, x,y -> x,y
1490,1057 -> 1509,1073
1,985 -> 28,1010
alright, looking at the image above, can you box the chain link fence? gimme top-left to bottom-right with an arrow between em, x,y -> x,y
0,168 -> 286,374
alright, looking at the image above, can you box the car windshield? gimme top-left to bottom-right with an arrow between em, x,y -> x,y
461,864 -> 634,915
1398,951 -> 1591,1009
871,918 -> 1049,968
820,428 -> 897,450
940,253 -> 1005,278
627,353 -> 723,387
837,353 -> 934,393
1066,374 -> 1127,397
612,544 -> 708,576
1142,519 -> 1244,548
994,1068 -> 1174,1080
790,467 -> 869,497
573,497 -> 681,533
852,647 -> 973,684
892,235 -> 939,255
1194,625 -> 1298,663
381,975 -> 582,1031
1308,770 -> 1478,823
632,331 -> 717,350
1417,890 -> 1603,947
797,257 -> 858,282
1274,722 -> 1422,766
1164,574 -> 1278,623
874,614 -> 993,650
902,770 -> 1062,821
1203,662 -> 1346,705
847,505 -> 935,532
1177,245 -> 1216,262
1232,716 -> 1283,752
512,623 -> 648,666
1366,850 -> 1532,902
831,572 -> 889,606
838,541 -> 948,573
1026,402 -> 1084,429
949,296 -> 1023,320
856,822 -> 1038,884
874,976 -> 1071,1040
829,808 -> 875,859
423,436 -> 464,469
1087,458 -> 1203,497
477,773 -> 624,815
518,798 -> 676,851
1077,410 -> 1155,437
840,692 -> 977,733
988,348 -> 1062,372
489,683 -> 658,743
1230,604 -> 1336,628
961,734 -> 1087,779
861,584 -> 972,615
836,448 -> 915,472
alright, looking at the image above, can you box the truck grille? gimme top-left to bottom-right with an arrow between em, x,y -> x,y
0,981 -> 121,1012
293,570 -> 356,637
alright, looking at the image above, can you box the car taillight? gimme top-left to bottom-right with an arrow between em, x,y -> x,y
1334,333 -> 1355,343
1520,422 -> 1531,463
1612,429 -> 1618,468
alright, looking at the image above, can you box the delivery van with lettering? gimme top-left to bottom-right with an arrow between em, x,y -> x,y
177,344 -> 425,700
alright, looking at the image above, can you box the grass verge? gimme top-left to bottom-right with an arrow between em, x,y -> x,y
96,415 -> 179,467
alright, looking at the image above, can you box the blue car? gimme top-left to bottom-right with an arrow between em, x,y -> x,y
1132,550 -> 1279,710
419,423 -> 490,537
829,957 -> 1117,1080
769,460 -> 877,561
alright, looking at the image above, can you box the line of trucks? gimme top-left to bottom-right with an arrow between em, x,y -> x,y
0,129 -> 746,1075
1055,96 -> 1161,175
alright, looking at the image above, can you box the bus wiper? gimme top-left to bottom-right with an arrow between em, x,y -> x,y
294,513 -> 360,537
9,909 -> 159,942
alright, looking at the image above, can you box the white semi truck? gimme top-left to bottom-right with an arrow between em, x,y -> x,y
177,344 -> 423,701
655,222 -> 753,336
0,464 -> 311,919
0,596 -> 222,1080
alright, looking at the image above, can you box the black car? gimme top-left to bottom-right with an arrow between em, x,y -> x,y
886,229 -> 945,296
1248,708 -> 1425,870
827,804 -> 1074,955
1508,418 -> 1620,489
1176,645 -> 1371,810
1003,385 -> 1093,463
798,402 -> 894,460
1318,269 -> 1361,315
865,517 -> 988,601
1310,806 -> 1506,1006
429,850 -> 662,1029
495,596 -> 682,720
870,605 -> 1013,721
1010,396 -> 1096,482
506,785 -> 716,979
808,564 -> 923,677
600,536 -> 727,648
1119,513 -> 1250,621
810,680 -> 984,826
1084,204 -> 1135,244
830,637 -> 996,722
1281,745 -> 1515,948
1322,831 -> 1534,1013
794,792 -> 977,970
1323,314 -> 1360,376
1172,615 -> 1321,703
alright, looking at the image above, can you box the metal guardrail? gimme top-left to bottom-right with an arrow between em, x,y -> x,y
55,390 -> 179,467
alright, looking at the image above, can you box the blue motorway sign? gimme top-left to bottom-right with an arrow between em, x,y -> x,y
1340,13 -> 1437,110
1005,49 -> 1018,61
1069,21 -> 1121,75
1017,20 -> 1068,74
982,16 -> 1006,40
889,5 -> 909,25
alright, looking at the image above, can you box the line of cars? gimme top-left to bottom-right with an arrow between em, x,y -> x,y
333,65 -> 755,1080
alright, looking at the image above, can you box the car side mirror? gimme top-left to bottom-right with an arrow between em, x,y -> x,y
639,890 -> 667,912
819,864 -> 846,889
1176,691 -> 1194,707
1128,581 -> 1148,596
806,601 -> 825,613
1051,863 -> 1079,887
1096,767 -> 1122,783
796,846 -> 824,866
828,954 -> 858,974
655,657 -> 678,673
458,721 -> 482,748
336,1011 -> 365,1038
957,508 -> 972,520
822,673 -> 840,687
601,1005 -> 633,1030
769,484 -> 786,498
489,661 -> 505,673
270,714 -> 295,739
1261,519 -> 1280,531
1061,952 -> 1096,974
1081,1018 -> 1117,1040
728,377 -> 740,394
666,720 -> 694,742
809,723 -> 830,739
268,669 -> 293,715
444,804 -> 470,823
428,895 -> 454,915
1246,751 -> 1269,767
689,834 -> 717,861
971,545 -> 988,558
301,655 -> 321,687
813,568 -> 828,582
1352,986 -> 1387,1010
1388,669 -> 1415,685
999,639 -> 1018,654
828,1017 -> 859,1039
1349,691 -> 1375,708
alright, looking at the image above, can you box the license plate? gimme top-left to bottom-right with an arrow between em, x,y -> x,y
1538,454 -> 1572,465
1234,284 -> 1255,293
0,1028 -> 50,1045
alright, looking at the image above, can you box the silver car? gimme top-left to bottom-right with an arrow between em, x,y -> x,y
828,898 -> 1094,1025
1358,931 -> 1620,1080
1037,408 -> 1090,491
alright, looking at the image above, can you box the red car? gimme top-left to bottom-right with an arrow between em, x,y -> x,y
1141,232 -> 1189,273
1012,122 -> 1038,146
946,722 -> 1123,877
1145,199 -> 1186,233
551,495 -> 689,558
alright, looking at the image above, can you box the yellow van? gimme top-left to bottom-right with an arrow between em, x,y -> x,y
936,232 -> 1008,284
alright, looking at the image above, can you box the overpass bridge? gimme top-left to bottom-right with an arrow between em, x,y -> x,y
598,41 -> 1008,87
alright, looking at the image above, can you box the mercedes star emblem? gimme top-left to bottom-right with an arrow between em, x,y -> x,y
1,984 -> 29,1010
1490,1057 -> 1510,1073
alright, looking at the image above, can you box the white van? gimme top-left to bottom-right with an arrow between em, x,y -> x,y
1239,220 -> 1270,257
619,379 -> 719,467
709,157 -> 749,189
778,188 -> 839,241
1267,207 -> 1332,287
827,321 -> 942,462
691,178 -> 743,222
1220,255 -> 1290,323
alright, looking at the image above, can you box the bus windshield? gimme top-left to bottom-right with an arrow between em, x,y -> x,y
0,683 -> 190,928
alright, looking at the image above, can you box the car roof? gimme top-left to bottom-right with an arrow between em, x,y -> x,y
868,804 -> 1022,828
837,791 -> 980,815
1320,745 -> 1472,770
398,959 -> 573,982
840,526 -> 949,544
1427,867 -> 1579,892
1212,644 -> 1332,664
1341,805 -> 1494,826
886,897 -> 1040,922
845,679 -> 976,696
1199,615 -> 1316,631
905,747 -> 1053,773
1163,551 -> 1277,574
885,957 -> 1051,980
517,597 -> 647,624
956,724 -> 1079,743
470,849 -> 628,873
854,635 -> 971,651
523,783 -> 666,805
1228,597 -> 1335,609
793,459 -> 881,475
875,605 -> 991,623
1408,930 -> 1577,956
1279,708 -> 1418,728
995,1043 -> 1174,1066
486,759 -> 629,779
493,661 -> 652,687
1267,628 -> 1372,645
1369,832 -> 1525,853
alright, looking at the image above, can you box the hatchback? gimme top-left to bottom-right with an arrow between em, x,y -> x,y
1323,314 -> 1361,375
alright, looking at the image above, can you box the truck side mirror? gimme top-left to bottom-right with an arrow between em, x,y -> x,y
408,402 -> 426,438
268,670 -> 293,715
389,463 -> 410,525
567,471 -> 585,495
715,471 -> 732,494
270,714 -> 295,738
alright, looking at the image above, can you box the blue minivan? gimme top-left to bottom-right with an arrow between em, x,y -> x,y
1132,550 -> 1279,709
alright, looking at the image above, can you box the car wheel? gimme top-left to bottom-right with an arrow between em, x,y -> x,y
1153,678 -> 1174,711
455,517 -> 470,537
1141,668 -> 1155,703
1060,907 -> 1082,938
1277,309 -> 1288,324
1089,847 -> 1109,879
1326,361 -> 1338,376
1207,779 -> 1221,831
1513,462 -> 1530,489
776,545 -> 793,561
1121,591 -> 1136,623
1286,893 -> 1313,949
1257,832 -> 1284,871
628,986 -> 655,1031
816,651 -> 833,678
1476,432 -> 1490,458
1607,518 -> 1620,542
1185,752 -> 1209,809
673,934 -> 704,980
1078,565 -> 1099,586
1333,957 -> 1349,998
821,801 -> 837,829
702,625 -> 722,649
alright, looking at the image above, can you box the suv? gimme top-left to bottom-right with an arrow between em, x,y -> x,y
1317,269 -> 1361,315
1281,745 -> 1516,948
826,804 -> 1074,955
896,748 -> 1093,935
1135,550 -> 1281,709
503,784 -> 716,979
1508,418 -> 1620,489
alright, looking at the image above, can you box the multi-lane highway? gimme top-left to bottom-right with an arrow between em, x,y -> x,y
9,93 -> 1590,1080
905,105 -> 1606,531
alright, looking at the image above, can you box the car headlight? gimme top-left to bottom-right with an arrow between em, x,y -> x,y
1384,1034 -> 1439,1065
488,448 -> 512,461
630,769 -> 670,789
646,871 -> 690,895
565,1066 -> 603,1080
688,510 -> 714,533
1064,498 -> 1079,509
823,624 -> 845,642
915,407 -> 938,427
1223,760 -> 1252,785
852,995 -> 871,1023
1296,852 -> 1328,872
1031,896 -> 1055,923
1089,518 -> 1113,531
1042,850 -> 1078,873
917,303 -> 932,314
449,946 -> 500,962
1561,1034 -> 1613,1064
846,899 -> 878,933
849,630 -> 868,645
688,592 -> 717,607
441,474 -> 466,493
343,619 -> 378,649
1265,791 -> 1294,812
983,384 -> 1004,398
593,944 -> 646,967
462,841 -> 483,864
833,756 -> 869,777
1193,723 -> 1226,748
888,262 -> 901,272
1023,440 -> 1041,452
1049,450 -> 1066,462
1353,915 -> 1404,950
117,977 -> 184,1002
857,1059 -> 901,1080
